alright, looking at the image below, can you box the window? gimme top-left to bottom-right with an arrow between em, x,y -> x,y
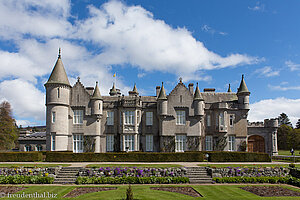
137,111 -> 140,123
73,110 -> 83,124
107,111 -> 114,125
146,112 -> 153,126
36,145 -> 42,151
106,135 -> 114,152
146,135 -> 153,152
205,136 -> 213,151
175,135 -> 186,152
124,135 -> 134,151
176,110 -> 186,125
51,134 -> 55,151
215,114 -> 218,127
73,134 -> 83,153
228,136 -> 235,151
51,112 -> 56,123
207,115 -> 211,127
229,115 -> 234,127
25,145 -> 31,152
57,88 -> 60,98
124,111 -> 135,125
120,112 -> 123,125
219,112 -> 224,126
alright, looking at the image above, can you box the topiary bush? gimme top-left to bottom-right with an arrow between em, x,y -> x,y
0,175 -> 53,184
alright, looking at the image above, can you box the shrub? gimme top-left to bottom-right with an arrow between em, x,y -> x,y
76,176 -> 189,184
0,152 -> 43,162
0,175 -> 53,184
206,151 -> 270,162
126,185 -> 133,200
212,176 -> 300,187
45,152 -> 203,162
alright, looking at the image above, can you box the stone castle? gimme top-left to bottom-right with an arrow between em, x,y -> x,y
43,50 -> 278,154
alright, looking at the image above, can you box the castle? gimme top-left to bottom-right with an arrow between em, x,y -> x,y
43,50 -> 278,155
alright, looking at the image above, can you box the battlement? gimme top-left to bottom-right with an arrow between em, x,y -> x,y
248,118 -> 278,128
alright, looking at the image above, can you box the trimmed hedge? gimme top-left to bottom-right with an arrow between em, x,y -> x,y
0,152 -> 43,162
205,151 -> 271,162
45,152 -> 204,162
0,175 -> 54,184
213,176 -> 300,187
76,176 -> 189,184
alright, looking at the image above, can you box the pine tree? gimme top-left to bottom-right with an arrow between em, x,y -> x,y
0,101 -> 19,150
278,113 -> 293,128
295,119 -> 300,129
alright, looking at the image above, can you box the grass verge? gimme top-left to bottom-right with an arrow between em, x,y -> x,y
1,185 -> 299,200
197,163 -> 300,168
0,164 -> 70,168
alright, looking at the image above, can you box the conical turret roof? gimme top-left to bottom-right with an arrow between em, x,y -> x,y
133,83 -> 138,93
109,83 -> 117,95
91,81 -> 102,100
237,74 -> 250,94
157,82 -> 167,100
194,83 -> 203,100
45,49 -> 70,86
227,84 -> 232,92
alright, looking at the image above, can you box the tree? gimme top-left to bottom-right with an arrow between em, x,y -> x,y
278,113 -> 293,128
0,101 -> 19,150
296,119 -> 300,129
277,124 -> 293,150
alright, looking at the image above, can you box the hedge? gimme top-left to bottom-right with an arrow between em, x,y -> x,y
45,152 -> 204,162
76,176 -> 189,184
205,151 -> 271,162
0,175 -> 53,184
0,152 -> 43,162
212,176 -> 300,187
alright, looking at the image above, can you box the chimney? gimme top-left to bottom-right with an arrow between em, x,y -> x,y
156,86 -> 160,97
188,83 -> 194,94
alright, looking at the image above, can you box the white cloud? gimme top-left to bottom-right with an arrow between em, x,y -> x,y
285,60 -> 300,71
75,1 -> 259,79
137,73 -> 146,78
249,97 -> 300,126
248,2 -> 265,12
268,84 -> 300,91
202,25 -> 227,36
0,79 -> 45,122
254,66 -> 280,77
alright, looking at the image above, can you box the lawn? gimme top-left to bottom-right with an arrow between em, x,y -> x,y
0,164 -> 70,168
86,164 -> 182,168
197,163 -> 300,168
278,150 -> 300,156
1,185 -> 299,200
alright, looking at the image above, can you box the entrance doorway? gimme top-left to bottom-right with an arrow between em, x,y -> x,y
248,135 -> 265,153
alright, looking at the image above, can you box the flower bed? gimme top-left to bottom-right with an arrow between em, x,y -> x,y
209,167 -> 289,178
212,176 -> 300,187
76,176 -> 189,184
0,167 -> 56,177
0,175 -> 54,184
79,167 -> 186,178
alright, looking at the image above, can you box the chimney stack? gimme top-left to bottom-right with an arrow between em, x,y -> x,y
156,86 -> 161,97
188,83 -> 194,94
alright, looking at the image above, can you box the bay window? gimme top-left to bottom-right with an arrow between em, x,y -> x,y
175,135 -> 186,152
176,110 -> 186,125
73,110 -> 83,124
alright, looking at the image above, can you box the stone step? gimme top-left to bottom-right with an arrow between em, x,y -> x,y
56,176 -> 77,178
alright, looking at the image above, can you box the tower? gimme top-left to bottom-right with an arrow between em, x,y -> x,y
90,81 -> 103,153
194,83 -> 204,116
157,82 -> 168,116
44,49 -> 71,151
237,74 -> 250,110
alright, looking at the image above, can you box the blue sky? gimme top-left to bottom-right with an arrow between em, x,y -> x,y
0,0 -> 300,126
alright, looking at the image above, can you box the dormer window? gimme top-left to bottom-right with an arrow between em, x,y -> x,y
73,110 -> 83,124
176,110 -> 186,125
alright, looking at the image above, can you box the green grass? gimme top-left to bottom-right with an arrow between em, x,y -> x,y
197,163 -> 300,168
278,150 -> 300,156
86,164 -> 183,168
0,164 -> 70,168
1,185 -> 300,200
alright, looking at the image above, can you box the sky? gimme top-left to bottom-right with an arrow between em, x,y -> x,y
0,0 -> 300,127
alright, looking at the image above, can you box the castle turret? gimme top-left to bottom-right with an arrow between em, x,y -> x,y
194,83 -> 204,116
157,82 -> 168,116
129,83 -> 139,96
44,49 -> 70,151
237,75 -> 250,110
91,81 -> 103,116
